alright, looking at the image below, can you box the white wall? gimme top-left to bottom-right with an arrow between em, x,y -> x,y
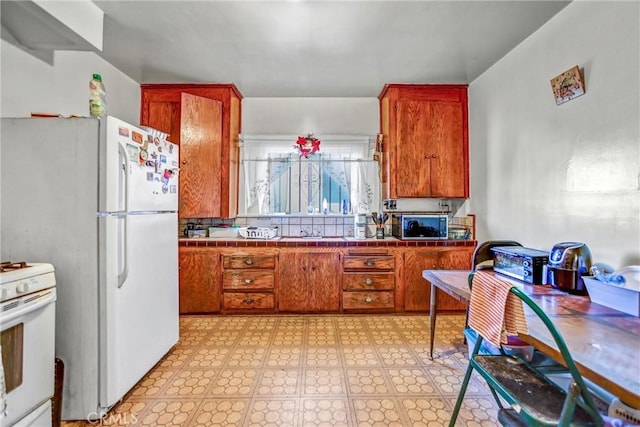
1,40 -> 140,124
242,97 -> 379,135
468,1 -> 640,269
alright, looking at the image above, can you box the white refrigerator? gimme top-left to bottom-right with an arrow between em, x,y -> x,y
1,116 -> 179,420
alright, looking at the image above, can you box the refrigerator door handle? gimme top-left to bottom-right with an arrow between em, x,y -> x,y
117,214 -> 130,289
117,142 -> 129,212
116,143 -> 130,288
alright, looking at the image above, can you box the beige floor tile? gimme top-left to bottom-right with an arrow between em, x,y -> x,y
377,347 -> 419,366
256,369 -> 301,396
300,398 -> 352,427
307,329 -> 338,345
137,400 -> 200,426
188,347 -> 230,368
225,347 -> 266,368
305,347 -> 341,367
265,347 -> 303,367
208,369 -> 259,397
400,397 -> 452,426
163,369 -> 218,397
342,347 -> 380,367
61,314 -> 505,427
245,398 -> 297,426
387,368 -> 437,395
351,398 -> 406,427
189,399 -> 248,427
338,330 -> 371,345
346,369 -> 390,395
303,369 -> 346,395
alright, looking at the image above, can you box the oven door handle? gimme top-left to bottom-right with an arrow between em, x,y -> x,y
1,291 -> 56,325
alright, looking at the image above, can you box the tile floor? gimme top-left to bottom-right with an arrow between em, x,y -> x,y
62,314 -> 500,426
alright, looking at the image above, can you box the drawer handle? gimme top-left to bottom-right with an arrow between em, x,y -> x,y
364,259 -> 375,267
243,278 -> 253,284
244,259 -> 254,265
364,278 -> 374,286
363,296 -> 374,304
243,297 -> 254,304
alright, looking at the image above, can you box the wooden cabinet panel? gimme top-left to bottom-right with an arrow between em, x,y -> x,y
140,84 -> 242,218
180,94 -> 222,218
343,253 -> 396,311
403,248 -> 473,312
224,292 -> 275,310
221,250 -> 277,313
403,250 -> 439,312
437,249 -> 473,310
278,251 -> 340,313
343,291 -> 395,310
379,84 -> 468,199
222,270 -> 274,290
343,255 -> 394,271
343,272 -> 395,290
223,254 -> 276,269
308,252 -> 340,312
179,248 -> 220,313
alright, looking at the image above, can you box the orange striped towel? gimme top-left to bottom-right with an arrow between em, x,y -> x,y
468,271 -> 529,348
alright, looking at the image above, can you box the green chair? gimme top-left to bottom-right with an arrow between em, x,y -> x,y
449,273 -> 604,427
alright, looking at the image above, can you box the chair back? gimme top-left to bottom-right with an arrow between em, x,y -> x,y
472,240 -> 522,270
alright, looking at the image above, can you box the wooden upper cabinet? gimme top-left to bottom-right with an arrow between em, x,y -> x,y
140,84 -> 242,218
379,84 -> 468,198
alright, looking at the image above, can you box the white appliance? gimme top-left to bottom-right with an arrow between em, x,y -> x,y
0,117 -> 180,421
0,262 -> 56,426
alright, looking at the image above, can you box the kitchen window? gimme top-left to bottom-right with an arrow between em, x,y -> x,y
239,135 -> 380,215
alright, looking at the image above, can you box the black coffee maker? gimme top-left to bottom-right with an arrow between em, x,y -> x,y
547,242 -> 592,294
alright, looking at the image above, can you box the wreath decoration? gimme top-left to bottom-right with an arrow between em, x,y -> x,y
294,133 -> 321,158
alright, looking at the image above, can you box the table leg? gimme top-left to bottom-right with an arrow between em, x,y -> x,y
430,283 -> 438,359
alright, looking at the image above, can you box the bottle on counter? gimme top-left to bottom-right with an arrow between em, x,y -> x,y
89,73 -> 107,117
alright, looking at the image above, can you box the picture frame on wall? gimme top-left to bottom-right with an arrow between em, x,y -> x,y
550,65 -> 585,105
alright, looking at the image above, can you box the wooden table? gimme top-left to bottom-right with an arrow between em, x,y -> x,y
423,269 -> 640,409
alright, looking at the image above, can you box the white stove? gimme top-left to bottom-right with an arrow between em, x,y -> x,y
0,261 -> 56,427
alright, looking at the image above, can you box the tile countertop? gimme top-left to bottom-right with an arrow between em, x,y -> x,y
179,236 -> 477,247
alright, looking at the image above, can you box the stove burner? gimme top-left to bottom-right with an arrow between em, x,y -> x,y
0,261 -> 29,272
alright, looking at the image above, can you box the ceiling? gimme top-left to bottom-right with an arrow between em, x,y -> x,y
29,1 -> 576,97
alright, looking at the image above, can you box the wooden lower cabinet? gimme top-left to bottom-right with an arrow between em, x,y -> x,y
178,245 -> 473,314
222,252 -> 276,312
343,252 -> 396,311
403,247 -> 473,312
178,247 -> 221,313
278,251 -> 340,312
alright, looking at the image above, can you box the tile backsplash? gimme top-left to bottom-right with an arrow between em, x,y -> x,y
179,215 -> 359,238
179,214 -> 476,240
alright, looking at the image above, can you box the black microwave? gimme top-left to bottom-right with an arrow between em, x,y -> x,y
391,214 -> 448,240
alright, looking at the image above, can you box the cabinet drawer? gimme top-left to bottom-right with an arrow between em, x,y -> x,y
223,292 -> 275,309
223,254 -> 276,269
223,270 -> 274,290
343,255 -> 395,270
343,273 -> 395,290
343,291 -> 395,309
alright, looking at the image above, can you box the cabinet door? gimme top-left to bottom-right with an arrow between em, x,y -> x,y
308,252 -> 340,312
403,250 -> 440,312
395,100 -> 466,198
429,102 -> 466,197
179,248 -> 220,313
278,252 -> 308,312
395,99 -> 432,197
437,249 -> 473,311
180,93 -> 223,218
